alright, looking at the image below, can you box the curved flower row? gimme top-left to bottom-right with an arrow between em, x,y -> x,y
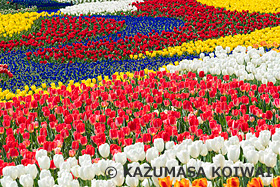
164,46 -> 280,83
12,0 -> 71,10
0,14 -> 125,52
139,26 -> 280,59
196,0 -> 280,13
60,0 -> 142,15
0,6 -> 38,14
1,129 -> 280,186
0,11 -> 47,38
0,45 -> 276,100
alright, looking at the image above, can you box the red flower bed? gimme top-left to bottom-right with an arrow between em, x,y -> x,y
0,16 -> 125,53
132,0 -> 280,37
0,70 -> 279,173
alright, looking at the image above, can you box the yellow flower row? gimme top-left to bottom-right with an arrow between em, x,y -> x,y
196,0 -> 280,13
136,26 -> 280,59
0,69 -> 161,102
0,11 -> 61,38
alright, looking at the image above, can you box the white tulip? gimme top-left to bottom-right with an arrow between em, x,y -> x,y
189,144 -> 200,158
25,164 -> 38,179
40,169 -> 51,179
53,154 -> 64,168
246,150 -> 259,165
166,159 -> 178,170
165,149 -> 176,160
228,136 -> 240,145
112,171 -> 125,186
99,143 -> 110,158
16,165 -> 26,177
60,161 -> 71,172
151,155 -> 166,169
154,138 -> 164,152
200,144 -> 208,156
213,154 -> 225,168
254,139 -> 265,151
57,177 -> 71,187
200,53 -> 205,59
272,131 -> 280,142
38,156 -> 51,170
36,149 -> 47,160
269,141 -> 280,154
227,145 -> 240,163
3,166 -> 18,180
220,145 -> 228,155
98,159 -> 110,174
165,141 -> 175,150
71,165 -> 80,178
205,139 -> 213,151
259,130 -> 271,147
176,150 -> 190,164
207,181 -> 213,187
19,174 -> 33,187
126,176 -> 139,187
1,176 -> 14,187
212,137 -> 224,153
114,152 -> 127,165
260,173 -> 273,186
92,163 -> 102,176
187,159 -> 197,172
146,147 -> 159,163
79,154 -> 92,167
38,176 -> 55,187
58,170 -> 73,180
167,46 -> 280,83
124,143 -> 146,162
67,157 -> 78,168
79,165 -> 95,180
264,152 -> 277,168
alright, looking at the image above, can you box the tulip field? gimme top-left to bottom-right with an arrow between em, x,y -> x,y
2,0 -> 280,186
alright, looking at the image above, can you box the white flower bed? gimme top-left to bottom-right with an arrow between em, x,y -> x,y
1,129 -> 280,187
60,0 -> 141,15
165,46 -> 280,84
56,0 -> 119,5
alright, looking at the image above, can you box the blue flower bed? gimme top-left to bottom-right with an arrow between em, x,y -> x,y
0,15 -> 187,91
0,50 -> 200,91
